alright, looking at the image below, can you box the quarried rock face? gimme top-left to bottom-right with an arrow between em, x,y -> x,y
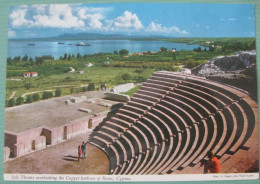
197,50 -> 256,76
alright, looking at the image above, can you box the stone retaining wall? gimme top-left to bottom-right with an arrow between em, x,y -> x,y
4,114 -> 106,161
106,92 -> 130,102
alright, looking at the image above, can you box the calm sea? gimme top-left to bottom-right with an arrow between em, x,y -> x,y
8,39 -> 205,59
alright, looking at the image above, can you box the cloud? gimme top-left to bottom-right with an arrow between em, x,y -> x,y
146,22 -> 189,36
106,11 -> 143,31
228,18 -> 237,21
78,9 -> 103,29
31,4 -> 48,14
9,6 -> 33,27
9,5 -> 189,36
206,26 -> 210,29
8,29 -> 16,37
33,4 -> 85,28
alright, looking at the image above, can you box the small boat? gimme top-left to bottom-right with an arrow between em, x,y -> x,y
58,42 -> 64,44
76,42 -> 91,46
28,43 -> 35,46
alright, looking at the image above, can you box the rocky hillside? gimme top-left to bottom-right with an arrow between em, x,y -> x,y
194,50 -> 256,76
192,50 -> 257,100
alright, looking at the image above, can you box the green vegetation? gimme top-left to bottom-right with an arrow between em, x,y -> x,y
87,83 -> 95,91
32,93 -> 40,101
5,37 -> 256,107
26,95 -> 33,103
42,91 -> 53,99
121,85 -> 141,97
16,96 -> 24,105
8,98 -> 15,107
55,89 -> 62,97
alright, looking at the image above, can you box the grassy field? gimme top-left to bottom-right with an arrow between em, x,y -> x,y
5,66 -> 155,101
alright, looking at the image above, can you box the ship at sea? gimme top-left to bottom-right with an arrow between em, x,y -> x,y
76,42 -> 91,46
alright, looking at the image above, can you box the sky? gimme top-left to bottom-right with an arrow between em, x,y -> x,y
8,3 -> 256,39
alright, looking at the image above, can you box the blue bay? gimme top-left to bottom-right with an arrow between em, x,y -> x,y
8,40 -> 205,59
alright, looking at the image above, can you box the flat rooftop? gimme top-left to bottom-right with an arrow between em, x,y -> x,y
5,91 -> 122,133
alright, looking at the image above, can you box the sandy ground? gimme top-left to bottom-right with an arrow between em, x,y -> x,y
4,132 -> 109,174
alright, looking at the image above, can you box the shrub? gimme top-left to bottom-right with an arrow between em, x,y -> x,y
55,89 -> 62,97
42,91 -> 53,99
119,49 -> 129,56
122,73 -> 132,81
32,93 -> 40,101
8,98 -> 15,107
136,76 -> 146,83
26,95 -> 33,103
87,83 -> 95,91
81,86 -> 88,92
16,96 -> 24,105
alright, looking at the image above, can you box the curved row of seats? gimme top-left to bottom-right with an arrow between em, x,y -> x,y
89,71 -> 257,175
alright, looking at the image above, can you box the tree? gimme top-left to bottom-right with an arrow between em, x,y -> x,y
8,98 -> 15,107
26,95 -> 33,103
209,46 -> 215,52
172,53 -> 176,61
119,49 -> 129,56
87,83 -> 95,91
7,57 -> 12,64
22,54 -> 28,61
14,56 -> 21,61
68,54 -> 71,60
32,93 -> 40,101
77,53 -> 82,59
24,82 -> 32,90
42,91 -> 53,99
55,89 -> 62,97
114,50 -> 118,55
160,47 -> 168,52
16,96 -> 24,105
64,53 -> 68,60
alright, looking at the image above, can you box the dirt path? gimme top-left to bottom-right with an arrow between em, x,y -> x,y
8,91 -> 17,99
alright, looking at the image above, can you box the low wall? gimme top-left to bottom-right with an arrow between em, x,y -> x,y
14,140 -> 33,157
106,92 -> 130,102
4,147 -> 10,162
5,131 -> 17,153
32,136 -> 46,150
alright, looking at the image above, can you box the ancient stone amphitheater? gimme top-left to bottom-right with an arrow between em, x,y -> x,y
89,70 -> 258,175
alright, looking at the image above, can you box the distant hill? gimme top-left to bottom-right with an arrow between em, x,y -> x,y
10,33 -> 169,41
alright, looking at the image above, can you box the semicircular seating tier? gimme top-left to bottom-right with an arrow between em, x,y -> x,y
89,71 -> 258,175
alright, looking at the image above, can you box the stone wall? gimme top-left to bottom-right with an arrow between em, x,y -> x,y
105,92 -> 130,102
32,136 -> 46,150
4,113 -> 107,161
4,147 -> 10,162
5,131 -> 17,152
